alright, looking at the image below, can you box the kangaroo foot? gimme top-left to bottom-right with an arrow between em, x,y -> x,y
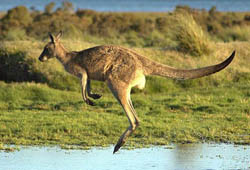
113,140 -> 125,154
85,99 -> 95,106
90,93 -> 102,100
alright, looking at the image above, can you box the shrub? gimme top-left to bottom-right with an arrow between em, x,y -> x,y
61,1 -> 74,13
171,12 -> 211,56
0,48 -> 45,82
125,30 -> 145,47
4,28 -> 28,40
143,30 -> 174,47
1,6 -> 32,27
44,2 -> 55,14
62,24 -> 84,40
217,26 -> 250,42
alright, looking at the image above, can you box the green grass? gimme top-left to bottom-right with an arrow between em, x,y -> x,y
0,39 -> 250,151
0,81 -> 249,151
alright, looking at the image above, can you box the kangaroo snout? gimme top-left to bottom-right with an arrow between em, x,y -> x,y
39,56 -> 45,62
38,53 -> 48,62
38,56 -> 43,62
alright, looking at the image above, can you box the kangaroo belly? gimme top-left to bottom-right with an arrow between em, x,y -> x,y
130,71 -> 146,89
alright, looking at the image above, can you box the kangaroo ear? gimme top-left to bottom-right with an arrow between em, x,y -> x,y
49,32 -> 55,43
56,31 -> 62,41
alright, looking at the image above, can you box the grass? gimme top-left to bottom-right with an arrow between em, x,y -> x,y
0,39 -> 249,151
0,81 -> 249,151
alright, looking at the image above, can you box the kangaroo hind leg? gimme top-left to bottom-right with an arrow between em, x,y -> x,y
128,73 -> 146,124
107,80 -> 139,154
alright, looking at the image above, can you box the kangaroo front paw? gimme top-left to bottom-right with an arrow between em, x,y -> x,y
86,99 -> 95,106
90,93 -> 102,100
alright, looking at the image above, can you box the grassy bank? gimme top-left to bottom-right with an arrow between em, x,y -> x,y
0,81 -> 249,151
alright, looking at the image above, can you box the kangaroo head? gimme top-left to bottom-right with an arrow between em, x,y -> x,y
39,31 -> 62,62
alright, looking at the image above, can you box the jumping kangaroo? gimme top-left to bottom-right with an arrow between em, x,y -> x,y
38,31 -> 235,153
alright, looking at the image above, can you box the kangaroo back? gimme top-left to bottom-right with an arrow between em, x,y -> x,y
141,51 -> 235,80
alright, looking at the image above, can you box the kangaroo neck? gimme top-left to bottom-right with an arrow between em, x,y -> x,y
55,42 -> 70,64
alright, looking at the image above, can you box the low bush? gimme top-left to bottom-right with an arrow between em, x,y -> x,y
170,12 -> 212,56
217,26 -> 250,42
4,28 -> 28,41
0,48 -> 44,82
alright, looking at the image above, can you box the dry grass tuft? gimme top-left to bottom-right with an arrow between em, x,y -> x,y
171,12 -> 212,57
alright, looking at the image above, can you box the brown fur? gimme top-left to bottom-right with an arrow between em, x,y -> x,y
39,32 -> 235,153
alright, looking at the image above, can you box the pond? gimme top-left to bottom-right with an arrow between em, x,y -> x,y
0,143 -> 249,170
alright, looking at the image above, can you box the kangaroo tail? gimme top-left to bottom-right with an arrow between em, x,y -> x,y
143,51 -> 235,80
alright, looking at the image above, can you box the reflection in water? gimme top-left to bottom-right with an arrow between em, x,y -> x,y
173,144 -> 203,169
0,144 -> 249,170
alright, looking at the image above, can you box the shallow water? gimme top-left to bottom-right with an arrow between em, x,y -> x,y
0,143 -> 249,170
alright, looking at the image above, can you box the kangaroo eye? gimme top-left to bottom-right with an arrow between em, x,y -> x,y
45,47 -> 51,52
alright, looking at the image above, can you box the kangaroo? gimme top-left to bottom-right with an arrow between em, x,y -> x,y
38,31 -> 235,153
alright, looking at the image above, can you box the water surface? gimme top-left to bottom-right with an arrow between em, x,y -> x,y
0,143 -> 249,170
